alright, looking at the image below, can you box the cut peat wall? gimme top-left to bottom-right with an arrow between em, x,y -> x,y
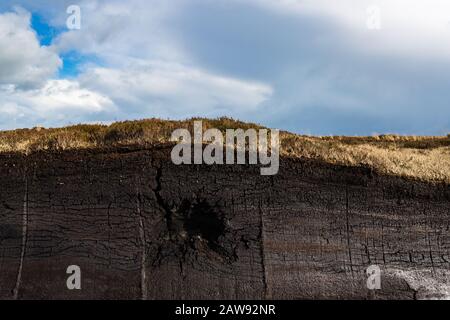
0,146 -> 449,299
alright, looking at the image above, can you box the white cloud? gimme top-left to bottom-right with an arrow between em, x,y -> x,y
0,3 -> 272,129
0,8 -> 61,89
246,0 -> 450,61
77,0 -> 450,65
0,8 -> 115,129
54,0 -> 186,63
0,60 -> 272,129
0,80 -> 116,129
79,60 -> 273,118
2,0 -> 446,134
53,0 -> 273,119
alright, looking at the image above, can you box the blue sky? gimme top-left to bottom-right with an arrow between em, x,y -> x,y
31,14 -> 87,77
0,0 -> 450,135
31,13 -> 59,46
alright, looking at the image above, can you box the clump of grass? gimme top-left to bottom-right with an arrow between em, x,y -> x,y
1,117 -> 449,183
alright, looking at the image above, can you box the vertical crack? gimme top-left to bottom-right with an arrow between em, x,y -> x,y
345,187 -> 354,277
136,185 -> 147,300
381,222 -> 386,265
13,174 -> 28,300
427,230 -> 436,276
425,206 -> 436,276
107,201 -> 112,268
258,199 -> 269,299
153,164 -> 173,235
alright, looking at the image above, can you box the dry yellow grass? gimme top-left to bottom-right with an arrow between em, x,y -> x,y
0,118 -> 449,183
280,132 -> 450,183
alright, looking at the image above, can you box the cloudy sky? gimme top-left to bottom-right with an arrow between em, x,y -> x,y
0,0 -> 449,135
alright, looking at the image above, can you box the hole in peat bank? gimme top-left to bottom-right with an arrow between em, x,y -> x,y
180,199 -> 226,250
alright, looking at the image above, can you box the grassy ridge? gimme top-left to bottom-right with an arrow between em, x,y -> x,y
0,117 -> 449,183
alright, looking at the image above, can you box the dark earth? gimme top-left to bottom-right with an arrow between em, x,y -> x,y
0,145 -> 449,299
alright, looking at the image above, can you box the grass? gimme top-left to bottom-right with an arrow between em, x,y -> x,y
0,117 -> 449,183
